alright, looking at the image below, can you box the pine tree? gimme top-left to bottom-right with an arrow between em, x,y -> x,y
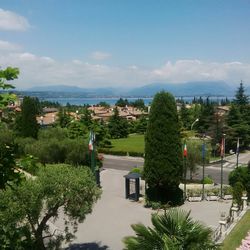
234,81 -> 249,108
108,107 -> 129,138
144,92 -> 182,205
180,102 -> 191,130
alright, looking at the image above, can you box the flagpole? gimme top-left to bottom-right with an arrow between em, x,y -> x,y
183,141 -> 187,201
184,157 -> 187,201
236,138 -> 239,168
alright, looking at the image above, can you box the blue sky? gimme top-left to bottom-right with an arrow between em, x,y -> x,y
0,0 -> 250,89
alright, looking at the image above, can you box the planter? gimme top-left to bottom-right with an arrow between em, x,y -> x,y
188,196 -> 202,202
206,195 -> 219,201
223,194 -> 233,200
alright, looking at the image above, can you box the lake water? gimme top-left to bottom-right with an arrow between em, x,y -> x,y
43,96 -> 233,106
43,97 -> 154,106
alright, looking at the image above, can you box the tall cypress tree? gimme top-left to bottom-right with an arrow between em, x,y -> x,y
144,92 -> 182,205
16,96 -> 40,138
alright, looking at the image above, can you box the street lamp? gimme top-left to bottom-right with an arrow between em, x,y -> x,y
202,134 -> 206,200
191,118 -> 199,130
220,133 -> 226,199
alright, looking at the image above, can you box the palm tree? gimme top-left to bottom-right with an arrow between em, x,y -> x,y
123,208 -> 217,250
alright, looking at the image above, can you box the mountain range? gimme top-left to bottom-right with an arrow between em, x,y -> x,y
25,81 -> 248,97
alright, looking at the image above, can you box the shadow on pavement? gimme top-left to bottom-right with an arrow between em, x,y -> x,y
66,242 -> 109,250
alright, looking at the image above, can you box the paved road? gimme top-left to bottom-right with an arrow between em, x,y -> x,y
103,151 -> 250,184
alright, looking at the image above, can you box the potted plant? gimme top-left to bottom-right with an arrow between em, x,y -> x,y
223,185 -> 233,200
187,188 -> 202,202
242,190 -> 247,197
206,188 -> 219,201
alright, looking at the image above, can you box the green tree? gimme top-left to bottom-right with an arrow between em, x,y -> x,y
179,102 -> 191,130
0,67 -> 22,189
80,108 -> 93,129
108,107 -> 129,138
0,164 -> 101,249
130,99 -> 145,110
97,101 -> 110,108
0,67 -> 19,108
144,92 -> 182,204
56,108 -> 71,128
197,99 -> 215,134
123,208 -> 217,250
229,166 -> 250,200
15,96 -> 40,138
67,120 -> 87,139
234,81 -> 249,109
115,98 -> 129,107
226,82 -> 250,150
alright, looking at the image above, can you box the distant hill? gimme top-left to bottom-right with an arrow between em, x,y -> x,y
127,81 -> 234,97
25,81 -> 248,98
27,85 -> 117,96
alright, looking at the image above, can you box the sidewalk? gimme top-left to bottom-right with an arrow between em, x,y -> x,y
65,169 -> 231,250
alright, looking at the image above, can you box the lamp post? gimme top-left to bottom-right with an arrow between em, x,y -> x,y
220,134 -> 226,199
202,134 -> 206,200
191,118 -> 199,130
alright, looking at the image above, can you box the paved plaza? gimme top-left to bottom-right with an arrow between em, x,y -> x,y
64,168 -> 232,250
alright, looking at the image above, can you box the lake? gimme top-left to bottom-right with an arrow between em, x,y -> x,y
42,96 -> 233,106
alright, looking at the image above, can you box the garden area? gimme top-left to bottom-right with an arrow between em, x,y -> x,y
221,210 -> 250,250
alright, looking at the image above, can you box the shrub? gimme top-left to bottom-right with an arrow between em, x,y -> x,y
207,188 -> 219,196
223,185 -> 233,195
17,155 -> 40,175
187,188 -> 202,197
202,176 -> 214,184
233,181 -> 244,207
15,137 -> 36,156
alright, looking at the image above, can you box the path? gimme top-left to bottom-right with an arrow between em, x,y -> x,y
65,168 -> 231,250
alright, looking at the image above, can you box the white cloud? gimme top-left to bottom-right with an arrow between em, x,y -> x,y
0,40 -> 21,51
90,51 -> 111,60
0,8 -> 30,31
150,60 -> 250,84
0,52 -> 250,89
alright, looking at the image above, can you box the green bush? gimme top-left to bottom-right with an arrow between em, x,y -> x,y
223,185 -> 233,195
98,148 -> 127,156
187,188 -> 202,197
17,155 -> 40,175
15,137 -> 36,156
151,201 -> 162,210
202,176 -> 214,184
233,181 -> 244,207
128,151 -> 144,157
207,188 -> 219,196
146,186 -> 183,206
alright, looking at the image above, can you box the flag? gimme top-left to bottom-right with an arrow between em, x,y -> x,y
202,143 -> 206,160
236,138 -> 240,155
183,143 -> 187,158
220,137 -> 224,157
88,130 -> 95,151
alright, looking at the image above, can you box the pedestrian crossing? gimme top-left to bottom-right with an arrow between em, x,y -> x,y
223,161 -> 236,169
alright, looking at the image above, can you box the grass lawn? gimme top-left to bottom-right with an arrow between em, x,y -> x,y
110,134 -> 145,153
221,210 -> 250,250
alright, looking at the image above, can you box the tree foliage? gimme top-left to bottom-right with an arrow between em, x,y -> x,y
108,107 -> 129,138
0,67 -> 19,109
0,164 -> 101,249
15,96 -> 40,139
226,82 -> 250,150
144,92 -> 182,204
123,208 -> 217,250
0,67 -> 22,189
